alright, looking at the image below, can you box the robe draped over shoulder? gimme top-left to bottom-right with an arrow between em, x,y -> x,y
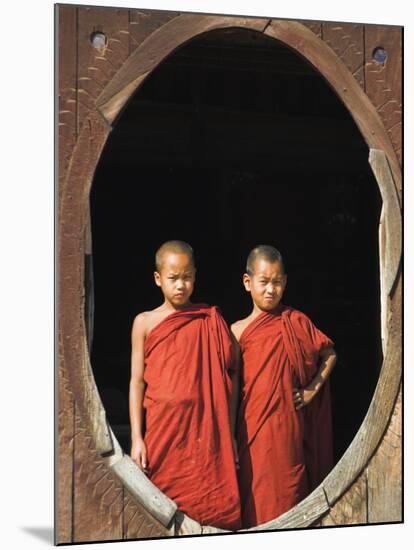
237,304 -> 333,528
143,304 -> 241,530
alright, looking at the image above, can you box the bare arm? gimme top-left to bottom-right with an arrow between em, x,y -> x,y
129,314 -> 148,470
293,346 -> 337,409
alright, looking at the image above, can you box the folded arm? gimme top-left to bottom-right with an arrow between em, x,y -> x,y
293,346 -> 337,409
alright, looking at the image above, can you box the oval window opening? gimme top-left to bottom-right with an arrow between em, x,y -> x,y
88,27 -> 383,529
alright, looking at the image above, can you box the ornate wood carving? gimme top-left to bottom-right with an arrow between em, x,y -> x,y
366,387 -> 402,522
56,348 -> 74,544
73,404 -> 123,542
322,23 -> 365,89
129,9 -> 180,50
123,489 -> 170,539
319,471 -> 368,526
365,26 -> 402,168
301,21 -> 322,38
57,4 -> 77,212
77,7 -> 130,133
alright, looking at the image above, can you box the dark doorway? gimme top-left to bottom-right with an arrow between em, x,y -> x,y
89,28 -> 382,465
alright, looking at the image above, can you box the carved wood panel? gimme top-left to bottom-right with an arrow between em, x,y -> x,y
129,9 -> 180,51
302,21 -> 322,38
367,387 -> 402,522
56,348 -> 74,544
365,25 -> 402,168
322,23 -> 365,89
123,489 -> 169,539
58,5 -> 77,210
73,404 -> 123,542
77,6 -> 130,132
319,471 -> 368,526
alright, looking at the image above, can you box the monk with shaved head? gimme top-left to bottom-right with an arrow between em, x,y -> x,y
232,245 -> 337,528
129,240 -> 241,530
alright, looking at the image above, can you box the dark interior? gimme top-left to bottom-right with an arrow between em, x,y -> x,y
89,28 -> 383,466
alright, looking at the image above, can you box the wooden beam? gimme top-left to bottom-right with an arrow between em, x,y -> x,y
368,149 -> 402,297
320,471 -> 368,526
106,427 -> 177,528
96,14 -> 270,124
245,486 -> 330,531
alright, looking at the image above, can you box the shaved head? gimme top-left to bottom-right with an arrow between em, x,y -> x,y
246,245 -> 285,276
155,240 -> 195,271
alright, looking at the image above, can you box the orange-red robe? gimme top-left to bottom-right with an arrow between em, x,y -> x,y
237,304 -> 334,528
143,304 -> 241,530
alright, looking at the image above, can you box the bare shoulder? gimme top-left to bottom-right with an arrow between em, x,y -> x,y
231,317 -> 250,342
134,306 -> 177,339
131,311 -> 151,337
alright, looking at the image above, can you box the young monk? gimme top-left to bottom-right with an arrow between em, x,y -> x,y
232,245 -> 337,528
129,240 -> 241,530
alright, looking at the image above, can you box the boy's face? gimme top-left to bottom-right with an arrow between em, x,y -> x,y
243,258 -> 287,312
154,252 -> 196,307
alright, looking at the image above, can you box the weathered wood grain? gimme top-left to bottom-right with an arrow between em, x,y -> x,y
320,471 -> 368,526
77,6 -> 130,133
368,149 -> 402,281
57,4 -> 77,212
129,9 -> 179,52
378,204 -> 387,353
123,488 -> 170,539
84,208 -> 94,353
110,455 -> 177,527
322,23 -> 365,89
173,511 -> 228,536
56,8 -> 79,542
96,14 -> 270,124
56,344 -> 74,544
246,486 -> 329,531
73,403 -> 123,542
367,387 -> 402,522
365,26 -> 402,167
369,148 -> 402,353
60,109 -> 113,457
174,512 -> 202,535
301,21 -> 322,38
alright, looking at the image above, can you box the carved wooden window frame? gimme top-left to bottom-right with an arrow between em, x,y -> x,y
58,15 -> 402,535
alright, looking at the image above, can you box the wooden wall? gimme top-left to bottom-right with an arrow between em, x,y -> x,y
57,5 -> 402,544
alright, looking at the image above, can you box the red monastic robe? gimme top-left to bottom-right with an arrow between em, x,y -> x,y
143,304 -> 241,530
237,304 -> 334,528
